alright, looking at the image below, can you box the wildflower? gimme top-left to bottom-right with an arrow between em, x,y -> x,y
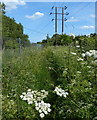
63,70 -> 67,74
85,51 -> 92,57
22,92 -> 26,95
54,86 -> 68,97
39,109 -> 42,113
47,108 -> 51,112
77,58 -> 84,61
36,106 -> 39,111
40,113 -> 45,118
71,52 -> 77,55
20,95 -> 24,99
89,50 -> 96,55
95,60 -> 97,62
20,89 -> 48,104
82,50 -> 97,58
62,92 -> 68,98
20,89 -> 51,118
35,101 -> 51,118
77,71 -> 81,74
27,89 -> 31,92
76,45 -> 80,48
82,53 -> 85,57
76,41 -> 78,44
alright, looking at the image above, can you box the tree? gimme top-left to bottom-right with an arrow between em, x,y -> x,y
41,34 -> 72,46
2,4 -> 31,49
0,2 -> 6,14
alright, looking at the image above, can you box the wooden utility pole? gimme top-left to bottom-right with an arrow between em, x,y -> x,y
55,7 -> 58,34
62,7 -> 64,35
50,6 -> 69,35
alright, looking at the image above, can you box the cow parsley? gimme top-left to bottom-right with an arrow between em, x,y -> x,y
54,86 -> 68,97
35,101 -> 51,118
20,89 -> 51,118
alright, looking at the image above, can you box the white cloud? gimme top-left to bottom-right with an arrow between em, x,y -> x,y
26,12 -> 44,20
1,0 -> 26,10
80,25 -> 95,29
90,14 -> 97,18
67,17 -> 79,22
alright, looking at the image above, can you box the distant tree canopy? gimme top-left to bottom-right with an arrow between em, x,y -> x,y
0,2 -> 31,49
39,33 -> 97,50
39,34 -> 74,46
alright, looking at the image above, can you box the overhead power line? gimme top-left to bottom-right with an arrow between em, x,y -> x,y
50,6 -> 69,35
24,26 -> 52,36
66,2 -> 92,21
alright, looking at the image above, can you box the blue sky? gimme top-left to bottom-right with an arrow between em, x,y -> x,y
5,2 -> 95,43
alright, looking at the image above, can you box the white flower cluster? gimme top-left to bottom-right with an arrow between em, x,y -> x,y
35,101 -> 51,118
82,50 -> 97,58
20,89 -> 51,118
20,87 -> 68,118
54,86 -> 68,97
20,89 -> 48,104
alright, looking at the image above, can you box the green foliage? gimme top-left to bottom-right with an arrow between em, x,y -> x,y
41,34 -> 72,46
75,35 -> 96,51
40,33 -> 97,50
2,3 -> 31,49
0,2 -> 6,14
2,15 -> 31,49
2,44 -> 97,119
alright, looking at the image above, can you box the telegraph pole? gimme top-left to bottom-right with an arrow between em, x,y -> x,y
50,6 -> 69,35
55,7 -> 58,34
62,7 -> 64,35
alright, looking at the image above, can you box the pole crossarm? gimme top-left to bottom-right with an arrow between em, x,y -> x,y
50,6 -> 69,35
50,12 -> 69,15
52,18 -> 67,21
51,6 -> 67,9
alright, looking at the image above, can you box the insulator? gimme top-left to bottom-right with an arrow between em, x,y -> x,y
64,18 -> 67,21
64,6 -> 67,9
66,12 -> 69,15
52,6 -> 54,9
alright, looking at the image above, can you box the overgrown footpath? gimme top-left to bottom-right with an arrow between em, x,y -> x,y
2,45 -> 97,120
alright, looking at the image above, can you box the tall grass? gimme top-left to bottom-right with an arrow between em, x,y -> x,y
2,45 -> 97,119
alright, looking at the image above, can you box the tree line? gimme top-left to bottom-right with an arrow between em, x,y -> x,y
38,33 -> 97,50
0,2 -> 31,49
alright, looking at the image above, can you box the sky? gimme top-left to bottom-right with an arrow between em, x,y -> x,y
3,1 -> 95,43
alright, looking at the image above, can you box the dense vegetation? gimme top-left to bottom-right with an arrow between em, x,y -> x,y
39,33 -> 97,50
1,2 -> 31,49
1,2 -> 97,120
2,43 -> 97,119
